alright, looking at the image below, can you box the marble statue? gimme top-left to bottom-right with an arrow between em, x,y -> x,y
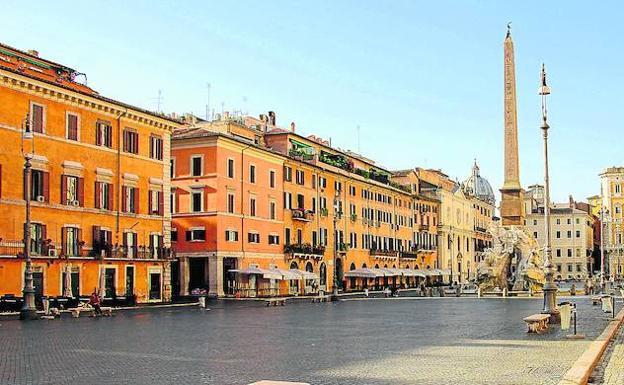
476,221 -> 545,292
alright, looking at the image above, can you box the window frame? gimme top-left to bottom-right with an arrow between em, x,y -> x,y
65,111 -> 80,141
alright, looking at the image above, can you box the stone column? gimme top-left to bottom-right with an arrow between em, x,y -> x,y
179,257 -> 189,296
208,255 -> 224,298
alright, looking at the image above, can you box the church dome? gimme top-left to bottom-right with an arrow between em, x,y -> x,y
462,161 -> 495,205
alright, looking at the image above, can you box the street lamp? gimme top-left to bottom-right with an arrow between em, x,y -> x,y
331,190 -> 342,301
20,114 -> 37,320
599,207 -> 610,293
539,64 -> 560,323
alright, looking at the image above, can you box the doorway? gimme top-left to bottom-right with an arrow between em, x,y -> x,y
32,271 -> 44,309
149,272 -> 162,301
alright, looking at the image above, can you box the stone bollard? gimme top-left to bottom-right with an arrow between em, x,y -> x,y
502,288 -> 508,298
477,287 -> 482,298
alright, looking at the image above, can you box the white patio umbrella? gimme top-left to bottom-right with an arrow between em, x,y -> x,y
98,268 -> 106,298
63,264 -> 73,297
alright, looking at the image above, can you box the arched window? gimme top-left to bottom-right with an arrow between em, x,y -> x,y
350,263 -> 356,271
290,261 -> 298,270
362,263 -> 367,268
375,264 -> 379,268
320,263 -> 327,286
305,262 -> 313,272
392,265 -> 396,268
414,265 -> 419,269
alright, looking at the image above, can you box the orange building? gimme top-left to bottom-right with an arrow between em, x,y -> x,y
0,43 -> 179,307
171,112 -> 444,297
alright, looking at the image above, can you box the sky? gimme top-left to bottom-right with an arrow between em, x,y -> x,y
3,1 -> 623,203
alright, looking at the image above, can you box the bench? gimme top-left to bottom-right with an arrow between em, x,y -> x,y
523,314 -> 551,333
69,306 -> 113,318
265,299 -> 286,307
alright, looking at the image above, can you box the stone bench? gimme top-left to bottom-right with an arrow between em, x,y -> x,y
69,306 -> 113,318
265,299 -> 286,307
523,313 -> 550,333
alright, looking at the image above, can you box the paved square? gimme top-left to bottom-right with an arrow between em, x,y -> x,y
0,297 -> 611,385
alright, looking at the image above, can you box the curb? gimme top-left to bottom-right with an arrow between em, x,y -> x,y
558,306 -> 624,385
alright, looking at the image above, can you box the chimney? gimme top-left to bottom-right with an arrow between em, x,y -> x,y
290,122 -> 296,132
569,195 -> 574,208
27,50 -> 39,57
268,111 -> 276,126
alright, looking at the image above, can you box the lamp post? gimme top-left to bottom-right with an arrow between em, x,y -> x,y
20,114 -> 37,320
331,191 -> 342,301
539,64 -> 560,322
599,207 -> 609,293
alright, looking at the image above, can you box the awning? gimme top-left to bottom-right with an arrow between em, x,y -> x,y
289,269 -> 318,280
345,268 -> 384,278
399,269 -> 427,278
270,268 -> 301,280
230,267 -> 283,280
378,268 -> 403,277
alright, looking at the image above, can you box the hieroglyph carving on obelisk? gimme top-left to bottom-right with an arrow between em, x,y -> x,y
503,27 -> 521,190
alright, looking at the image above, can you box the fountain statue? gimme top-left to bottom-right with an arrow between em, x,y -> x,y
476,221 -> 545,292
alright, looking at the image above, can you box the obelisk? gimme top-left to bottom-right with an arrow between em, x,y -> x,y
500,24 -> 525,226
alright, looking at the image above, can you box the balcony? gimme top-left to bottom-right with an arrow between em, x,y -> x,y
369,249 -> 398,259
288,148 -> 316,163
284,243 -> 326,260
419,224 -> 430,231
399,250 -> 419,260
475,226 -> 488,233
291,208 -> 314,222
0,239 -> 57,258
93,243 -> 174,260
319,150 -> 354,172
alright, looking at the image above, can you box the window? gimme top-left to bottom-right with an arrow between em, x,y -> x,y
66,113 -> 79,141
567,264 -> 573,272
30,102 -> 45,133
556,219 -> 561,225
269,201 -> 276,220
63,227 -> 80,257
296,194 -> 304,209
225,229 -> 239,242
350,185 -> 356,196
248,232 -> 260,243
285,228 -> 291,245
249,165 -> 256,183
62,175 -> 82,206
123,186 -> 139,213
533,231 -> 538,238
227,159 -> 235,178
319,176 -> 327,189
556,249 -> 562,257
575,218 -> 580,224
30,169 -> 48,202
567,231 -> 572,238
191,190 -> 202,212
284,166 -> 292,182
191,156 -> 203,177
250,197 -> 256,216
567,249 -> 572,257
616,184 -> 622,194
284,192 -> 292,209
123,129 -> 139,154
96,121 -> 112,148
150,135 -> 163,160
150,190 -> 163,215
296,170 -> 304,185
95,182 -> 112,210
227,193 -> 235,213
576,230 -> 581,238
269,170 -> 276,188
170,190 -> 176,214
171,229 -> 178,242
268,234 -> 280,245
567,218 -> 571,225
312,175 -> 317,189
186,228 -> 206,241
30,223 -> 46,255
556,231 -> 561,239
533,219 -> 538,225
335,181 -> 342,192
170,159 -> 175,178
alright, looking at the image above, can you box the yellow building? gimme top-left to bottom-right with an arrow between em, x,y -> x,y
599,167 -> 624,280
0,43 -> 179,306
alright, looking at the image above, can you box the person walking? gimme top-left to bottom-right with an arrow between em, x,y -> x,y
89,289 -> 102,316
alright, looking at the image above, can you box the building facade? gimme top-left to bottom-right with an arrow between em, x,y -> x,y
525,185 -> 594,280
0,43 -> 178,306
599,167 -> 624,281
171,113 -> 443,297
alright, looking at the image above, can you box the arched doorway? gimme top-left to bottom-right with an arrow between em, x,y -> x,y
335,258 -> 344,290
349,263 -> 356,290
320,263 -> 327,290
290,261 -> 299,295
305,262 -> 314,294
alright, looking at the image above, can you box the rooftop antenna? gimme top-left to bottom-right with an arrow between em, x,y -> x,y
205,83 -> 211,121
152,89 -> 164,113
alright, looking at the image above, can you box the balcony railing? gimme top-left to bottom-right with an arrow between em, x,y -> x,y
399,251 -> 419,259
92,242 -> 174,260
291,208 -> 314,222
284,243 -> 326,259
369,249 -> 398,258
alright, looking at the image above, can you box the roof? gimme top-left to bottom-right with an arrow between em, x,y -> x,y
0,41 -> 181,125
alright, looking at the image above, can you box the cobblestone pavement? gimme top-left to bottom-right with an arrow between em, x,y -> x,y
589,305 -> 624,385
0,296 -> 611,385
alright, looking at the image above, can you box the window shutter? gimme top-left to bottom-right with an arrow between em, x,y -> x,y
132,233 -> 138,255
77,228 -> 82,255
61,228 -> 66,256
134,187 -> 139,214
121,186 -> 127,212
185,231 -> 191,241
95,123 -> 102,146
41,224 -> 47,242
60,175 -> 67,205
33,105 -> 44,133
106,231 -> 112,247
107,126 -> 112,147
92,226 -> 101,252
158,190 -> 164,216
43,172 -> 49,202
122,130 -> 127,152
108,183 -> 114,211
94,182 -> 101,209
78,177 -> 84,207
148,190 -> 153,214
